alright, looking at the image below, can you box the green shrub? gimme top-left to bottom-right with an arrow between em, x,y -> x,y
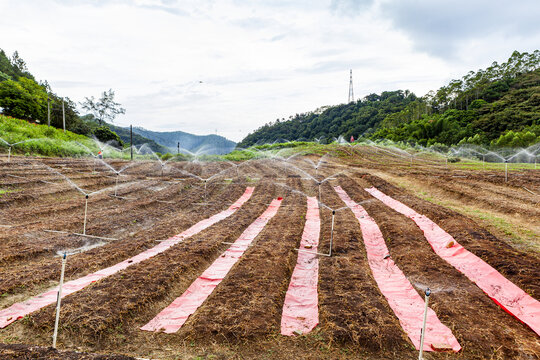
161,152 -> 173,161
93,126 -> 123,147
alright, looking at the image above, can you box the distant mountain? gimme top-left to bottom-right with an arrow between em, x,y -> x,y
107,123 -> 169,154
131,127 -> 236,155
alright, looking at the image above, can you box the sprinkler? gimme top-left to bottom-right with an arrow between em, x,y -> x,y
7,147 -> 11,162
505,160 -> 508,183
418,287 -> 431,360
83,194 -> 89,235
318,182 -> 322,204
52,252 -> 67,348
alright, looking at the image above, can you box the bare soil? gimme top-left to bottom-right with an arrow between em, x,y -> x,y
0,149 -> 538,359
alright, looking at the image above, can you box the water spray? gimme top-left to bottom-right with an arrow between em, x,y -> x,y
418,287 -> 431,359
52,252 -> 67,348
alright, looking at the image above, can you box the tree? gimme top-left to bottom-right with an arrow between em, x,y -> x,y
0,77 -> 47,120
11,51 -> 28,73
80,89 -> 125,125
93,126 -> 124,147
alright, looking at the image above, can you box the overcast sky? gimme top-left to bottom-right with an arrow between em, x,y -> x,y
1,0 -> 539,142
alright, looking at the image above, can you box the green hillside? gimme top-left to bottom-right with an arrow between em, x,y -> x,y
238,50 -> 540,148
0,115 -> 95,156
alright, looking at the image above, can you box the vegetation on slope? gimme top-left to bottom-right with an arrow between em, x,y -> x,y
0,115 -> 95,156
238,50 -> 540,148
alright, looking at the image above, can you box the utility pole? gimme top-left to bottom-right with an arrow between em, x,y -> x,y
62,99 -> 65,133
130,125 -> 133,160
47,97 -> 51,127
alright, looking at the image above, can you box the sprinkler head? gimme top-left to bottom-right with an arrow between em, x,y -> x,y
332,210 -> 336,215
425,288 -> 431,297
85,194 -> 89,199
63,252 -> 67,259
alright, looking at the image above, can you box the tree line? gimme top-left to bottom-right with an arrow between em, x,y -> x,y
238,50 -> 540,149
0,48 -> 127,146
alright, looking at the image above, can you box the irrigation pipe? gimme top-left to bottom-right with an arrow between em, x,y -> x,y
52,252 -> 67,348
295,209 -> 335,257
82,195 -> 89,235
418,288 -> 431,360
43,229 -> 118,241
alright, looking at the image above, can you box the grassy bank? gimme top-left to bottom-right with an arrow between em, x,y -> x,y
0,115 -> 97,157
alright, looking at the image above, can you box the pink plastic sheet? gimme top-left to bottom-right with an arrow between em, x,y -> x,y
335,186 -> 461,352
365,187 -> 540,336
281,196 -> 320,336
141,197 -> 283,333
0,187 -> 255,329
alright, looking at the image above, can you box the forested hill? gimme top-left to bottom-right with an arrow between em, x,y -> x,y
238,50 -> 540,148
131,127 -> 236,155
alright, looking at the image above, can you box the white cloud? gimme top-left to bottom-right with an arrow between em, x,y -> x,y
0,0 -> 538,142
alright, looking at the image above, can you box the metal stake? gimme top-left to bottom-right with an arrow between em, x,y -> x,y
418,288 -> 431,360
52,252 -> 67,348
318,182 -> 321,205
114,174 -> 119,196
329,210 -> 335,257
83,195 -> 88,235
505,161 -> 508,183
7,147 -> 11,162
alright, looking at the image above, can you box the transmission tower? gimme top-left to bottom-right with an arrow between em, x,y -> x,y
348,69 -> 354,103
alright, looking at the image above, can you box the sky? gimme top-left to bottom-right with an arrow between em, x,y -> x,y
1,0 -> 539,142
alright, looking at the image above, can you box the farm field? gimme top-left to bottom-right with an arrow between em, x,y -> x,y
0,146 -> 538,360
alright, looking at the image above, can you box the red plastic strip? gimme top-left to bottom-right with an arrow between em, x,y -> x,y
141,197 -> 283,333
0,187 -> 255,329
281,196 -> 320,336
335,186 -> 461,352
365,186 -> 540,336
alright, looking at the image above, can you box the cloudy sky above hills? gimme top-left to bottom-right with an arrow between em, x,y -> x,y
1,0 -> 539,141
